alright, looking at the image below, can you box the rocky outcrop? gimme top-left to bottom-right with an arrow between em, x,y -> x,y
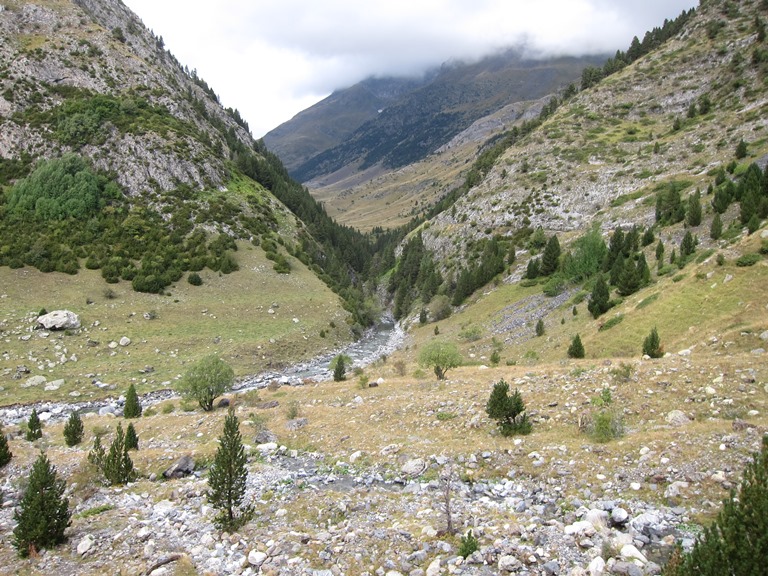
37,310 -> 81,331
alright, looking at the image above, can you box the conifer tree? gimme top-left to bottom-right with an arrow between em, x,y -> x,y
208,408 -> 252,531
123,383 -> 142,418
680,230 -> 697,257
710,213 -> 723,239
100,423 -> 136,485
588,274 -> 611,319
617,257 -> 641,296
0,424 -> 12,468
535,318 -> 545,337
642,327 -> 663,358
12,452 -> 71,558
568,334 -> 585,359
485,380 -> 532,436
25,409 -> 42,442
687,190 -> 702,227
525,257 -> 540,279
63,411 -> 84,447
655,239 -> 665,262
125,423 -> 139,451
663,435 -> 768,576
540,234 -> 561,276
333,355 -> 346,381
637,253 -> 651,286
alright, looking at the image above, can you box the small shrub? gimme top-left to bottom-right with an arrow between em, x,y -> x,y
436,412 -> 456,421
535,318 -> 545,337
459,325 -> 482,342
161,403 -> 175,414
0,424 -> 12,468
188,272 -> 203,286
124,423 -> 139,451
643,327 -> 663,358
459,530 -> 479,558
486,379 -> 532,436
588,409 -> 625,443
716,253 -> 725,266
286,401 -> 300,420
490,350 -> 501,366
358,375 -> 370,389
393,360 -> 407,377
736,253 -> 761,267
598,315 -> 624,331
123,384 -> 142,418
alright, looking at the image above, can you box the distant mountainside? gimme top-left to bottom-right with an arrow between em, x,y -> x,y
264,50 -> 606,184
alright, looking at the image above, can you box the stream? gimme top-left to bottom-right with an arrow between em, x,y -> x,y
0,316 -> 406,425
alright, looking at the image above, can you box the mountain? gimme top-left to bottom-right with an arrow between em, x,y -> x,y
0,0 -> 377,392
264,50 -> 606,185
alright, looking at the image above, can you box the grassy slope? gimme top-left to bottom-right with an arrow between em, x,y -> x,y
0,241 -> 352,406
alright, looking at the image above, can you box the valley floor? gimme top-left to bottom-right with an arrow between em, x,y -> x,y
0,350 -> 766,575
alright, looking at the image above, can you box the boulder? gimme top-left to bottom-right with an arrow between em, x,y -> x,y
37,310 -> 80,330
665,410 -> 690,426
119,336 -> 131,346
400,458 -> 427,477
162,455 -> 195,479
77,534 -> 94,555
254,429 -> 278,444
611,507 -> 629,526
248,550 -> 267,567
285,418 -> 308,431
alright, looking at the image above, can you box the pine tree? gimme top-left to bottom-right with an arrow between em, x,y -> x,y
208,408 -> 252,531
588,275 -> 611,319
123,384 -> 142,418
642,327 -> 663,358
568,334 -> 585,359
540,234 -> 561,276
25,409 -> 42,442
101,423 -> 136,485
535,318 -> 545,337
710,213 -> 723,239
617,257 -> 641,296
637,253 -> 651,286
63,412 -> 84,447
735,138 -> 748,159
687,189 -> 702,227
663,435 -> 768,576
12,452 -> 71,558
125,423 -> 139,451
680,230 -> 697,257
525,257 -> 540,280
332,355 -> 346,382
0,424 -> 12,468
485,380 -> 532,436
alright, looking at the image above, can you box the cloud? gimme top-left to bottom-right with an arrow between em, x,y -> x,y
124,0 -> 696,137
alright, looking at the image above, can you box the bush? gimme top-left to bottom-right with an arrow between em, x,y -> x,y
535,318 -> 545,336
333,355 -> 347,382
12,452 -> 71,557
587,409 -> 625,443
486,379 -> 532,436
188,272 -> 203,286
736,253 -> 761,267
643,327 -> 663,358
63,412 -> 84,447
123,384 -> 142,418
178,355 -> 235,411
459,530 -> 480,559
567,335 -> 585,359
663,435 -> 768,576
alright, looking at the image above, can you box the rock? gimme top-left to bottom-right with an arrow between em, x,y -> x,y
611,561 -> 643,576
664,481 -> 689,499
286,417 -> 308,430
588,557 -> 606,576
37,310 -> 80,330
254,429 -> 278,444
98,406 -> 116,416
21,375 -> 46,388
543,560 -> 560,575
256,442 -> 278,455
665,410 -> 690,426
426,557 -> 441,576
45,379 -> 64,391
611,507 -> 629,525
565,521 -> 596,536
163,455 -> 195,479
349,450 -> 363,463
585,509 -> 609,530
498,555 -> 521,572
401,458 -> 427,477
255,400 -> 279,409
751,348 -> 765,355
760,330 -> 768,341
248,550 -> 267,567
119,336 -> 131,346
620,544 -> 647,564
77,534 -> 94,555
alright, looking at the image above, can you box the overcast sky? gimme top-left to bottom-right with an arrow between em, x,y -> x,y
124,0 -> 697,138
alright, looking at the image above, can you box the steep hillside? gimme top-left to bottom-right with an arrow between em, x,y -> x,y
266,50 -> 604,187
